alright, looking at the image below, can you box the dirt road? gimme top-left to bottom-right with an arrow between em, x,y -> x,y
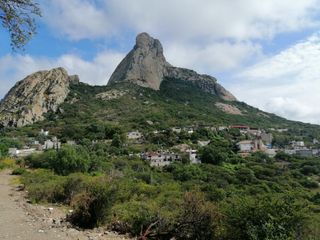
0,170 -> 129,240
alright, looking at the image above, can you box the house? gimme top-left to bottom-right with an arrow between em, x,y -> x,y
237,139 -> 267,155
296,149 -> 313,157
183,127 -> 194,134
44,139 -> 61,150
127,131 -> 142,140
40,129 -> 49,136
171,127 -> 182,133
284,149 -> 296,155
8,148 -> 39,157
187,149 -> 201,164
237,140 -> 254,152
142,151 -> 181,167
247,128 -> 262,136
218,126 -> 228,131
313,139 -> 319,145
291,141 -> 305,149
312,149 -> 320,156
261,133 -> 273,145
276,128 -> 288,133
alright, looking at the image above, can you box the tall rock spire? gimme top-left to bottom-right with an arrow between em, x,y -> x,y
108,32 -> 170,90
108,32 -> 236,101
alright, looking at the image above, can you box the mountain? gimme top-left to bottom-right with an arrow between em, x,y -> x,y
0,68 -> 79,127
0,32 -> 319,137
108,32 -> 236,101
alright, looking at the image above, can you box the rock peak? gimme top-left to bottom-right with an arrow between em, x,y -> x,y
108,32 -> 169,90
136,32 -> 152,47
108,33 -> 236,101
135,32 -> 163,53
0,67 -> 76,127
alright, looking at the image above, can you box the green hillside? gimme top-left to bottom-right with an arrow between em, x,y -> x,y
1,78 -> 320,239
4,77 -> 319,141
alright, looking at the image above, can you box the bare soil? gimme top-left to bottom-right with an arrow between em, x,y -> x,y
0,169 -> 131,240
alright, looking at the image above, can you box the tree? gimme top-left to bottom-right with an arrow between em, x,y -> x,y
49,145 -> 90,175
175,191 -> 223,240
0,0 -> 41,50
224,196 -> 306,240
111,133 -> 124,148
200,146 -> 227,165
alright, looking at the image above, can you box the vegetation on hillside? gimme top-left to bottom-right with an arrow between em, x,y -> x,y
1,79 -> 320,239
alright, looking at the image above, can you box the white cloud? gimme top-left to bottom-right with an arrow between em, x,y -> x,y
41,0 -> 320,77
0,52 -> 124,99
165,41 -> 262,73
43,0 -> 113,40
44,0 -> 320,42
230,33 -> 320,124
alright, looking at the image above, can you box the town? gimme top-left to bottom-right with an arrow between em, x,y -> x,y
8,124 -> 320,168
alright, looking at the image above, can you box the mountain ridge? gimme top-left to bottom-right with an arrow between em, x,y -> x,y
0,32 -> 237,127
108,32 -> 236,101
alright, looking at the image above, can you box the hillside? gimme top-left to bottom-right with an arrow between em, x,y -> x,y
2,77 -> 318,141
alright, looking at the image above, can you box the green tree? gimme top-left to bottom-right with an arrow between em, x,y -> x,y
111,133 -> 123,148
49,145 -> 90,175
224,196 -> 306,240
175,191 -> 223,240
200,146 -> 227,165
0,0 -> 41,50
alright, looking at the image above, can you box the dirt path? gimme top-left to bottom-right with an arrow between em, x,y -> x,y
0,170 -> 130,240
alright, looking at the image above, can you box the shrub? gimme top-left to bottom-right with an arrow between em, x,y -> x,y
68,177 -> 114,228
0,158 -> 16,168
224,195 -> 307,240
22,169 -> 66,203
175,191 -> 223,240
200,146 -> 227,165
50,145 -> 90,175
111,200 -> 158,235
11,167 -> 26,175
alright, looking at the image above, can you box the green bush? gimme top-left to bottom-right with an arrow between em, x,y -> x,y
11,167 -> 27,175
200,146 -> 227,165
175,191 -> 223,240
224,196 -> 307,240
51,145 -> 90,175
22,169 -> 66,203
68,177 -> 114,228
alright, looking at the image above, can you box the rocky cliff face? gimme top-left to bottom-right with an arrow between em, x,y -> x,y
0,67 -> 78,127
108,32 -> 171,90
108,32 -> 236,101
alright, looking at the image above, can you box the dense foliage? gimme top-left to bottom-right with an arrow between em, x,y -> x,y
1,79 -> 320,239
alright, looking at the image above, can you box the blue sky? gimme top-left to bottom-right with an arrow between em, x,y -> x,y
1,0 -> 320,124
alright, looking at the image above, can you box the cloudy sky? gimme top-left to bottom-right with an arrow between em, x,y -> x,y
1,0 -> 320,124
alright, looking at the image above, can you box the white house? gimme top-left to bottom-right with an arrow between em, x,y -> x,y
127,131 -> 142,140
44,139 -> 61,150
237,140 -> 254,152
40,129 -> 49,136
142,151 -> 181,167
8,148 -> 38,157
187,149 -> 201,164
291,141 -> 305,149
171,127 -> 182,133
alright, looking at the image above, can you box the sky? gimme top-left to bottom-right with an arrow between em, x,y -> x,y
1,0 -> 320,124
